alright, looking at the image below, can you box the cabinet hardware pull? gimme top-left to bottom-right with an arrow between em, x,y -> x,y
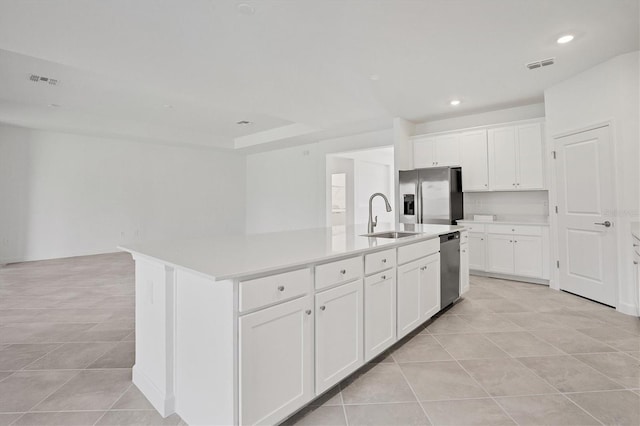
634,261 -> 638,265
462,250 -> 466,253
381,275 -> 386,279
509,240 -> 513,243
634,244 -> 639,247
277,285 -> 285,291
514,240 -> 517,243
305,309 -> 312,315
381,258 -> 387,263
339,269 -> 346,275
320,305 -> 326,311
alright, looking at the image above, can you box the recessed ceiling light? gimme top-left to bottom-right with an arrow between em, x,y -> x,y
236,120 -> 252,125
370,74 -> 380,81
237,3 -> 255,15
557,34 -> 574,44
450,99 -> 461,106
48,103 -> 60,108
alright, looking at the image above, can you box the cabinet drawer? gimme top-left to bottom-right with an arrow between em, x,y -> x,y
364,248 -> 396,275
486,224 -> 543,236
315,256 -> 362,290
512,225 -> 543,236
461,223 -> 486,233
239,268 -> 311,312
397,238 -> 439,265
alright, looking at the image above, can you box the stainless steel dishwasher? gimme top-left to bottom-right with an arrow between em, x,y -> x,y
440,232 -> 460,308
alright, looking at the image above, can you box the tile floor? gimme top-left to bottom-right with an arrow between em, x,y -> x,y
0,253 -> 638,426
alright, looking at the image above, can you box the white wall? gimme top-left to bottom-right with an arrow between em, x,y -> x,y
414,103 -> 545,135
544,51 -> 640,315
464,191 -> 549,219
0,124 -> 246,263
354,161 -> 393,226
246,129 -> 393,234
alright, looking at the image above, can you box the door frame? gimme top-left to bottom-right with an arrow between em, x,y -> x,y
548,120 -> 620,308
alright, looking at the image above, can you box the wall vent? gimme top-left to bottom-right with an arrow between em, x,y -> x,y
29,74 -> 59,85
526,58 -> 555,70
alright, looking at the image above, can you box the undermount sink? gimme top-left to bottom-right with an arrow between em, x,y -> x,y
362,231 -> 419,239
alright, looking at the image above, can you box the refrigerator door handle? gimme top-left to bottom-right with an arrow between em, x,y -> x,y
417,181 -> 422,224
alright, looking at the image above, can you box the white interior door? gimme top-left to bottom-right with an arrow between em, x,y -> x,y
555,126 -> 617,306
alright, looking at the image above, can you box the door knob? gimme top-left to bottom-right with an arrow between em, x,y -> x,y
594,221 -> 612,228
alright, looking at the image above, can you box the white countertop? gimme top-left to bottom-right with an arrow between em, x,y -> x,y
119,223 -> 463,281
632,222 -> 639,240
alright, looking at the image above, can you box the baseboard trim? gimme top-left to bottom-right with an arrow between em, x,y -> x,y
132,365 -> 175,418
470,270 -> 549,286
617,301 -> 639,317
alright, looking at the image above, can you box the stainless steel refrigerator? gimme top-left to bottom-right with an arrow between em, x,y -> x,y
399,167 -> 463,225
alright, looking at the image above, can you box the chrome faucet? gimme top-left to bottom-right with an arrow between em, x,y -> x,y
368,193 -> 392,234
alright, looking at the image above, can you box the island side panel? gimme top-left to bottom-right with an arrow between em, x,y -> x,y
175,270 -> 235,426
132,255 -> 176,417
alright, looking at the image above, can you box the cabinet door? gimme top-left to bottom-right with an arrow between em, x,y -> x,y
364,270 -> 396,361
460,243 -> 470,295
413,137 -> 436,168
513,235 -> 543,278
239,297 -> 313,425
397,258 -> 422,339
516,123 -> 545,190
435,134 -> 461,166
488,127 -> 517,190
315,280 -> 364,394
420,253 -> 441,321
487,234 -> 514,274
468,233 -> 486,271
460,130 -> 489,191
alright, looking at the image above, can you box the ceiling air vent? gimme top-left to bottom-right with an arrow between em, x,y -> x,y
526,57 -> 555,70
28,74 -> 59,85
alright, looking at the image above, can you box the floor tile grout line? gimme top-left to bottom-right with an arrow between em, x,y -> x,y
508,352 -> 606,426
8,368 -> 83,425
427,336 -> 521,426
92,381 -> 134,425
558,393 -> 605,425
394,359 -> 435,425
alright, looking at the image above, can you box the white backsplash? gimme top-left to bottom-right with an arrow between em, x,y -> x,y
463,191 -> 550,222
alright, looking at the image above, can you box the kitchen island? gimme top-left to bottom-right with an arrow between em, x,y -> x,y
120,223 -> 466,425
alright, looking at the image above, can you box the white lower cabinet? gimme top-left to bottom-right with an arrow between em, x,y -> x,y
397,258 -> 422,339
397,253 -> 440,340
460,242 -> 469,294
487,234 -> 515,274
513,236 -> 543,278
239,296 -> 313,426
420,253 -> 441,320
315,279 -> 364,394
468,233 -> 486,270
487,234 -> 542,278
364,270 -> 396,361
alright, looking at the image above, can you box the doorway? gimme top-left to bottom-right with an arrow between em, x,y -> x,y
326,146 -> 395,228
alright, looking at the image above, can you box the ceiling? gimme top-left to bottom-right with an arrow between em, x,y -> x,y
0,0 -> 637,150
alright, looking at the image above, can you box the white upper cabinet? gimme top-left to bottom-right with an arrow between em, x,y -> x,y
413,136 -> 436,168
515,123 -> 545,190
413,134 -> 460,168
460,130 -> 489,191
488,122 -> 545,191
488,127 -> 518,190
